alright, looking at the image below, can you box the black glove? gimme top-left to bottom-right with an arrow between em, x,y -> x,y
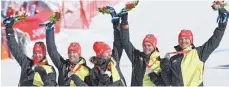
99,74 -> 111,85
120,9 -> 128,25
148,72 -> 159,83
112,17 -> 120,27
217,8 -> 229,24
34,66 -> 48,82
3,17 -> 15,28
45,22 -> 55,32
67,71 -> 75,78
160,58 -> 170,71
46,22 -> 55,28
70,74 -> 81,81
3,17 -> 15,34
149,72 -> 165,86
110,9 -> 120,27
70,74 -> 89,86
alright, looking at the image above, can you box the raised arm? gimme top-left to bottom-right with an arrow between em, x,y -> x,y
111,10 -> 123,63
4,17 -> 32,67
197,8 -> 229,62
46,23 -> 65,69
120,10 -> 137,63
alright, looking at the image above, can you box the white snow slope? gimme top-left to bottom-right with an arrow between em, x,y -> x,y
1,1 -> 229,86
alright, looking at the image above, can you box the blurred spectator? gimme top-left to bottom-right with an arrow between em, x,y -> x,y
17,1 -> 29,16
30,1 -> 40,15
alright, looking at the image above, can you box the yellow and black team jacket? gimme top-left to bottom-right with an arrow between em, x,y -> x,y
46,27 -> 90,86
88,18 -> 126,86
89,57 -> 126,86
160,12 -> 228,86
6,27 -> 57,86
120,20 -> 165,86
63,58 -> 90,86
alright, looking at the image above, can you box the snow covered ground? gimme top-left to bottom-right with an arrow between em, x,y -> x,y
1,1 -> 229,86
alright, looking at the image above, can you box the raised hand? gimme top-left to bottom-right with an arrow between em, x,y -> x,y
217,8 -> 229,23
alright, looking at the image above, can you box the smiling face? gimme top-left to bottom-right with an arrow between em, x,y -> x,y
143,42 -> 155,56
179,37 -> 191,50
32,51 -> 44,64
68,51 -> 80,63
32,42 -> 46,64
33,52 -> 43,59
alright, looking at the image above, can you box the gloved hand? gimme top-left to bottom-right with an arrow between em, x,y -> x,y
33,65 -> 48,82
40,20 -> 55,31
145,67 -> 153,74
103,71 -> 111,77
70,73 -> 81,81
32,64 -> 39,71
33,65 -> 47,74
148,72 -> 159,83
119,8 -> 128,16
160,53 -> 171,70
164,53 -> 171,59
3,17 -> 15,28
217,8 -> 229,23
100,73 -> 111,85
106,6 -> 120,27
68,71 -> 75,78
3,17 -> 15,34
112,17 -> 120,27
45,22 -> 55,32
46,21 -> 55,28
106,6 -> 116,18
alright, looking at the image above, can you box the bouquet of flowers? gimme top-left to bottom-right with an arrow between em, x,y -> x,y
98,0 -> 139,15
39,12 -> 61,26
211,0 -> 228,10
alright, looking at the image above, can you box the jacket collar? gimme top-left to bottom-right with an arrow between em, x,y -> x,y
174,44 -> 195,51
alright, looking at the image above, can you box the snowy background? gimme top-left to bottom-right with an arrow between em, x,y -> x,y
2,1 -> 229,86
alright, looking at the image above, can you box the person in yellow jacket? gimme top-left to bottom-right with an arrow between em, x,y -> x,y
3,17 -> 57,86
89,41 -> 126,86
160,8 -> 229,86
119,9 -> 165,86
45,21 -> 90,86
88,7 -> 126,86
